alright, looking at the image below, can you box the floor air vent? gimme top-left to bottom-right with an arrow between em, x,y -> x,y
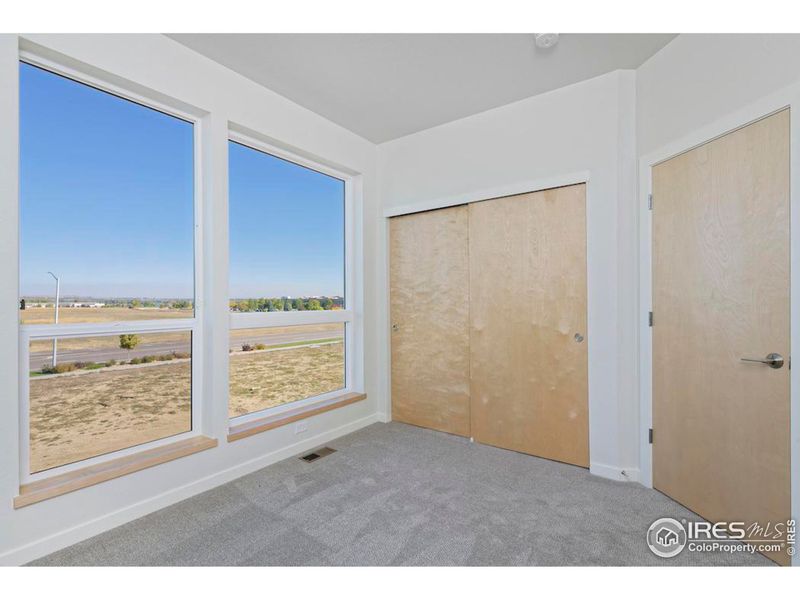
300,447 -> 336,463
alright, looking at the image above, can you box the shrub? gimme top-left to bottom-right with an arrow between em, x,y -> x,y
241,344 -> 253,352
254,343 -> 267,350
157,354 -> 174,361
142,355 -> 155,363
105,359 -> 117,367
130,357 -> 143,365
40,362 -> 78,374
119,334 -> 141,351
173,351 -> 190,359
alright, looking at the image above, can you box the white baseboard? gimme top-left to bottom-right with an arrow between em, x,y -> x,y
0,413 -> 381,566
590,462 -> 641,483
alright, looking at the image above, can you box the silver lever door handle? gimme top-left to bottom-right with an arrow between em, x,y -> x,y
741,353 -> 784,369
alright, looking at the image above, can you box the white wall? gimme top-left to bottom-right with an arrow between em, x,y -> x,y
0,33 -> 381,565
637,34 -> 800,156
376,70 -> 641,482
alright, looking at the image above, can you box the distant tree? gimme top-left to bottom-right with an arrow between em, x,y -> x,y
282,297 -> 291,311
322,298 -> 333,310
119,334 -> 141,353
307,299 -> 322,310
130,299 -> 141,308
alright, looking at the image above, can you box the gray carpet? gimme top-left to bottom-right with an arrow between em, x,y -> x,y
30,422 -> 771,566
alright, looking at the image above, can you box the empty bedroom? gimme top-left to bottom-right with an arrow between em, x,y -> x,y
1,1 -> 799,596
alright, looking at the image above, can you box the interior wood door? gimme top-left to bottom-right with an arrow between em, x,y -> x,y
469,184 -> 589,467
390,206 -> 471,436
652,110 -> 791,565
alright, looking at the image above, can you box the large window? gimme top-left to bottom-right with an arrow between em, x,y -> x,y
228,138 -> 352,419
19,61 -> 197,478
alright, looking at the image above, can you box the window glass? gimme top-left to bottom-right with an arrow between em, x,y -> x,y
229,324 -> 345,418
19,62 -> 194,324
29,331 -> 192,473
228,141 -> 344,310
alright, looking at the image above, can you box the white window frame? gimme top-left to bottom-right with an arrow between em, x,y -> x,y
17,52 -> 205,485
227,130 -> 356,427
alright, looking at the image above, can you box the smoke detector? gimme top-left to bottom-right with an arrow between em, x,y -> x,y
534,33 -> 560,49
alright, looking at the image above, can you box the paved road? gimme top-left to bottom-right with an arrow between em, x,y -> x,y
30,329 -> 343,370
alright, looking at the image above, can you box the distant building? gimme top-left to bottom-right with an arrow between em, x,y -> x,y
65,302 -> 106,308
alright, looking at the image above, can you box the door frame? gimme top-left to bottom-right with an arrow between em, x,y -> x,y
638,89 -> 800,566
382,170 -> 598,465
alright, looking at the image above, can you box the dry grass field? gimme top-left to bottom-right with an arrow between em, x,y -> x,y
29,361 -> 191,473
21,306 -> 193,325
229,323 -> 342,344
29,340 -> 344,473
229,341 -> 344,418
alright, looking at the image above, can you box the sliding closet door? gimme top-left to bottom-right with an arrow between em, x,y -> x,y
390,206 -> 471,436
469,185 -> 589,467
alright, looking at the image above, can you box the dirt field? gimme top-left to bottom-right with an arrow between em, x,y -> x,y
29,341 -> 344,473
21,305 -> 193,324
29,361 -> 191,473
229,323 -> 342,343
229,341 -> 344,418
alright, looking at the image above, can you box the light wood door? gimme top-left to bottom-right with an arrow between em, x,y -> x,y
390,206 -> 471,436
469,185 -> 589,467
652,110 -> 791,565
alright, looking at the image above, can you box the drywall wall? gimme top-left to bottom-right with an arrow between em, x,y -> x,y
377,70 -> 640,482
638,34 -> 800,156
0,33 -> 381,564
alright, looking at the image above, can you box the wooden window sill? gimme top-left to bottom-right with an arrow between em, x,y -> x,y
228,392 -> 367,443
14,435 -> 217,509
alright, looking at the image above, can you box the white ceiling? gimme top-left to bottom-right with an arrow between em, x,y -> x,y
168,34 -> 676,143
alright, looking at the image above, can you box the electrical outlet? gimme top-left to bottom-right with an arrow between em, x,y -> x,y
294,421 -> 308,434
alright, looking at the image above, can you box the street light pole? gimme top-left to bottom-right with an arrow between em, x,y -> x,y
47,271 -> 60,366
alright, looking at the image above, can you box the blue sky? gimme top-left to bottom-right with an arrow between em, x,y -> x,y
228,141 -> 344,298
20,62 -> 344,300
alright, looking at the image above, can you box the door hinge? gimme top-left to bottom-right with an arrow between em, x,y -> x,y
648,428 -> 653,444
648,311 -> 653,327
648,194 -> 653,210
